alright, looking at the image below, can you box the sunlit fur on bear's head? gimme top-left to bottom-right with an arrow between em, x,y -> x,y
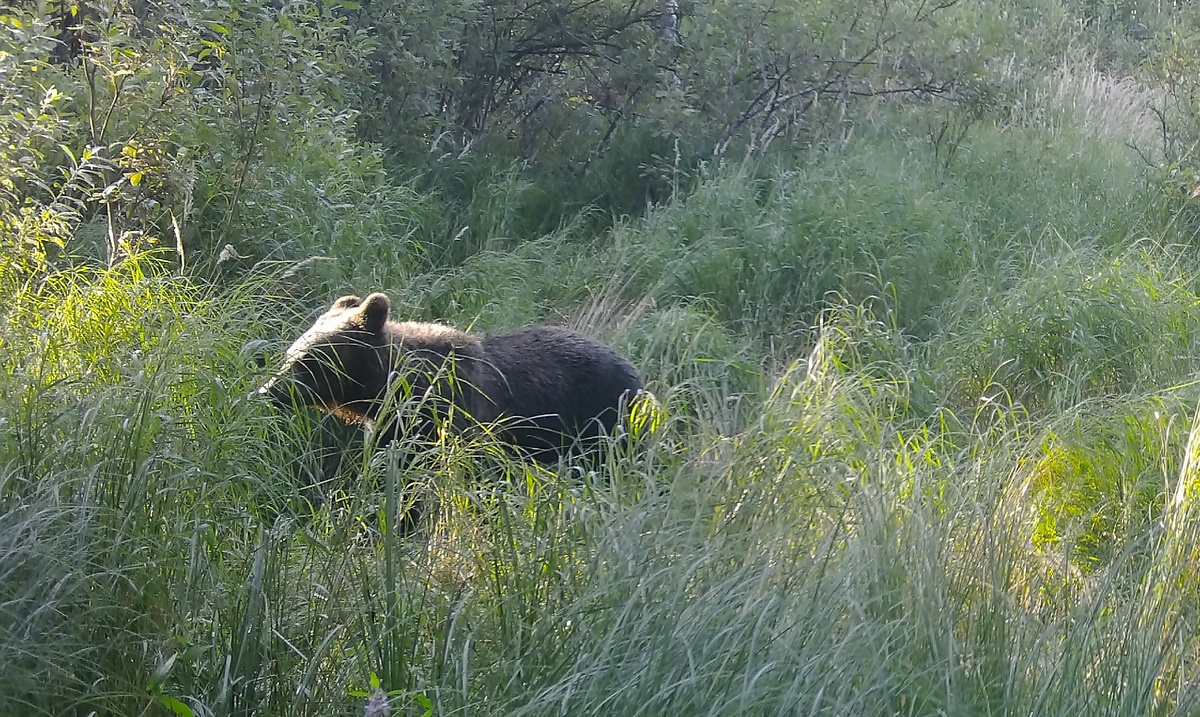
259,292 -> 393,423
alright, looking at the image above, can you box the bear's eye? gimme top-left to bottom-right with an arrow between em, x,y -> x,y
304,342 -> 363,384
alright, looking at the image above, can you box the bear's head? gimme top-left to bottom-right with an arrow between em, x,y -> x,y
259,292 -> 393,423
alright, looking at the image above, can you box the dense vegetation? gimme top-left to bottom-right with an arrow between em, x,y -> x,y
6,0 -> 1200,714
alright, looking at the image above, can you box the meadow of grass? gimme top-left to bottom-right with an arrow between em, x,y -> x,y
8,3 -> 1200,715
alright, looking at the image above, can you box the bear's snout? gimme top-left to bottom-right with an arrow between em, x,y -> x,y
257,377 -> 294,408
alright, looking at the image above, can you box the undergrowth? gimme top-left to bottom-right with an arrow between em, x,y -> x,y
8,0 -> 1200,714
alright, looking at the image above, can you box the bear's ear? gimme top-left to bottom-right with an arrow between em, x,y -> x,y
359,292 -> 391,333
332,295 -> 362,310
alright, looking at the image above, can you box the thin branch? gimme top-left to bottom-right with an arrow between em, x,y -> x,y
221,83 -> 270,245
1127,140 -> 1157,169
97,72 -> 127,144
85,60 -> 98,141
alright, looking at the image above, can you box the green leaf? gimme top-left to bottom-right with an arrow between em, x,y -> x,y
149,653 -> 178,688
153,694 -> 194,717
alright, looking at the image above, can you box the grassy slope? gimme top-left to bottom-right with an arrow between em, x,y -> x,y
8,24 -> 1200,717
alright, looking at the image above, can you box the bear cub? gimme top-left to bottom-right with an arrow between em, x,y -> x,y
259,292 -> 643,459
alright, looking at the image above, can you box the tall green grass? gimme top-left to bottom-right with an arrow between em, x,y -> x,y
4,258 -> 1200,715
7,58 -> 1200,716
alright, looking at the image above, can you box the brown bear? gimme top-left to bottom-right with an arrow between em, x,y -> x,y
259,292 -> 643,460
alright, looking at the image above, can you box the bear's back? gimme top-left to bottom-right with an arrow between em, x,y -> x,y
479,326 -> 642,453
386,321 -> 476,354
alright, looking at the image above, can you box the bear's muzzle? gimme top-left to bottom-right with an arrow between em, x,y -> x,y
256,376 -> 294,408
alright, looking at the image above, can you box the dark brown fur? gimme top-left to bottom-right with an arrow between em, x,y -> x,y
260,292 -> 643,459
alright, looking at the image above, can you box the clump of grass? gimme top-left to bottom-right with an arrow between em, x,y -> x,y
0,255 -> 331,713
1045,64 -> 1161,152
1027,394 -> 1184,573
935,243 -> 1200,409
